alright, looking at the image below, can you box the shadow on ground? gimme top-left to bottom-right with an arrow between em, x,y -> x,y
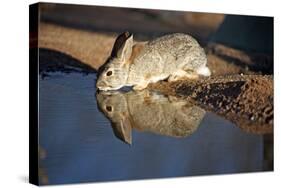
39,48 -> 96,78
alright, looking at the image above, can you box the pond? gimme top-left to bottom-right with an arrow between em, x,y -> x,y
38,72 -> 272,185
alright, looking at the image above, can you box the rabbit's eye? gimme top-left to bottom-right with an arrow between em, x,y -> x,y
106,105 -> 112,112
106,71 -> 113,76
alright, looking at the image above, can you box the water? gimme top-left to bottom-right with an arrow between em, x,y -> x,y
38,72 -> 270,185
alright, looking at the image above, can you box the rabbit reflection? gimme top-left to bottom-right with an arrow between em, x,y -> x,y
96,89 -> 205,144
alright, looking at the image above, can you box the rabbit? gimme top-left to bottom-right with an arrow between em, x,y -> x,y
96,32 -> 211,91
96,89 -> 205,144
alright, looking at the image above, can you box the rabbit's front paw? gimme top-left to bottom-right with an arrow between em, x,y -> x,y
133,83 -> 149,90
168,70 -> 199,82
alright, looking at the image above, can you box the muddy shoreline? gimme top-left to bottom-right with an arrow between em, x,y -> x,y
149,75 -> 273,134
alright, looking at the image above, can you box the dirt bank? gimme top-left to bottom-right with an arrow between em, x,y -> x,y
38,23 -> 115,70
149,75 -> 273,134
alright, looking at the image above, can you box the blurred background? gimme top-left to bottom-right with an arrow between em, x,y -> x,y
39,3 -> 225,43
36,3 -> 273,75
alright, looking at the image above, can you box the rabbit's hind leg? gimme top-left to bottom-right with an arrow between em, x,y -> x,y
168,70 -> 198,82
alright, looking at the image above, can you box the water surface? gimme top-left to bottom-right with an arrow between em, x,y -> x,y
39,72 -> 271,185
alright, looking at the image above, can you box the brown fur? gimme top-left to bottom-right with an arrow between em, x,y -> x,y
143,95 -> 152,105
128,42 -> 146,64
145,73 -> 151,79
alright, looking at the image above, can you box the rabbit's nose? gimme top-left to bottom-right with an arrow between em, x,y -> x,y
96,81 -> 106,89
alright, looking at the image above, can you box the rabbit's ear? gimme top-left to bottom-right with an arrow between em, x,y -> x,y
112,116 -> 132,145
111,32 -> 133,62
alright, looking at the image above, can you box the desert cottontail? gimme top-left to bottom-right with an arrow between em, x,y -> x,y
96,32 -> 210,91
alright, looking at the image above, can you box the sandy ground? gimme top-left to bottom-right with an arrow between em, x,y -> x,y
38,23 -> 114,70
